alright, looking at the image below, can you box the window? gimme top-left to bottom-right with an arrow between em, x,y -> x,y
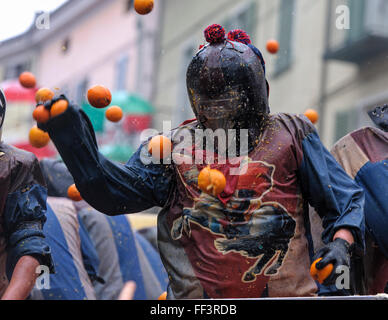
274,0 -> 296,76
347,0 -> 366,44
223,1 -> 257,36
4,60 -> 31,80
115,55 -> 129,91
334,109 -> 359,142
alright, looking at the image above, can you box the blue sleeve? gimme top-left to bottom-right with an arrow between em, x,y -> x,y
42,104 -> 174,215
299,131 -> 365,248
3,184 -> 54,278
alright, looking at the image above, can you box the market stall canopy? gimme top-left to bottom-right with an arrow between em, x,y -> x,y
81,91 -> 154,133
1,79 -> 37,103
13,142 -> 57,160
100,144 -> 135,163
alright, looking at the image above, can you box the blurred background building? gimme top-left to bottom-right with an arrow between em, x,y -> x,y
0,0 -> 388,157
0,0 -> 161,161
154,0 -> 388,146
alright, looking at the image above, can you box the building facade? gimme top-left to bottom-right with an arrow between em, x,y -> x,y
0,0 -> 161,152
152,0 -> 388,147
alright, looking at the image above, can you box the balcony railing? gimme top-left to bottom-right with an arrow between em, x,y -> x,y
324,0 -> 388,64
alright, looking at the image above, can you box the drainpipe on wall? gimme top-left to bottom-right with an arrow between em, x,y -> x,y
317,0 -> 333,141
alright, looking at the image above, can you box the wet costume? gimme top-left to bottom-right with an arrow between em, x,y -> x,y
0,89 -> 53,297
39,26 -> 364,298
331,108 -> 388,294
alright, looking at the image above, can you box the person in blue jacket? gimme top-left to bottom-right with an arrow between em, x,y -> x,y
331,105 -> 388,295
29,158 -> 102,300
36,25 -> 365,298
0,88 -> 54,299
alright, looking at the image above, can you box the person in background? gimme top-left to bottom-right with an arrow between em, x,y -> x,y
0,88 -> 54,300
30,159 -> 102,300
41,158 -> 168,300
330,105 -> 388,294
76,202 -> 169,300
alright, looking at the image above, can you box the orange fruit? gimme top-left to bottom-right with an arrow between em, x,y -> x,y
134,0 -> 154,15
50,99 -> 69,117
198,166 -> 226,197
67,184 -> 82,202
148,135 -> 172,160
87,85 -> 112,108
29,126 -> 50,148
32,105 -> 50,123
19,71 -> 36,88
105,106 -> 123,122
304,108 -> 319,124
266,39 -> 279,54
157,292 -> 167,300
310,258 -> 334,284
35,88 -> 54,103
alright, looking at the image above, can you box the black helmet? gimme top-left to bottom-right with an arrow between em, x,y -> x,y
0,88 -> 6,130
186,24 -> 269,133
368,105 -> 388,132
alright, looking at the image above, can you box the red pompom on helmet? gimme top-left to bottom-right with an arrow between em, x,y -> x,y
204,24 -> 225,44
227,29 -> 251,45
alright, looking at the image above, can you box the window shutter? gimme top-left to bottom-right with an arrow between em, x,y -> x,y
275,0 -> 296,75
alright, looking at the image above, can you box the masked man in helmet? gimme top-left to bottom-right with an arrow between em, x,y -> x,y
0,88 -> 54,299
37,25 -> 364,298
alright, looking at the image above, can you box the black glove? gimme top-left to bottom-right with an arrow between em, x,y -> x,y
313,238 -> 351,286
37,94 -> 69,133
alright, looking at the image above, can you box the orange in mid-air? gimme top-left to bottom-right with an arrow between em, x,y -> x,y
32,105 -> 50,123
29,126 -> 50,148
266,39 -> 279,54
67,184 -> 83,202
19,71 -> 36,88
87,85 -> 112,108
198,166 -> 226,197
35,88 -> 55,103
157,292 -> 167,300
147,135 -> 172,160
310,258 -> 334,284
304,108 -> 319,124
134,0 -> 154,15
105,105 -> 123,122
50,99 -> 69,117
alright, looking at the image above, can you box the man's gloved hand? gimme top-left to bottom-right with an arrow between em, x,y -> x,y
36,94 -> 69,132
312,238 -> 351,286
35,94 -> 99,148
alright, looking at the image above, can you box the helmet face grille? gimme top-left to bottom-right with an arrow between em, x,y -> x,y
0,89 -> 6,130
186,41 -> 269,131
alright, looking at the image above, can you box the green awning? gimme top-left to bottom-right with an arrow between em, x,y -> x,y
81,91 -> 155,132
100,144 -> 135,163
111,91 -> 154,114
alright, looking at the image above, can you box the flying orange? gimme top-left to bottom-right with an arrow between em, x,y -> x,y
134,0 -> 154,15
19,71 -> 36,88
198,166 -> 226,197
29,126 -> 50,148
87,85 -> 112,108
304,108 -> 319,124
266,39 -> 279,54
